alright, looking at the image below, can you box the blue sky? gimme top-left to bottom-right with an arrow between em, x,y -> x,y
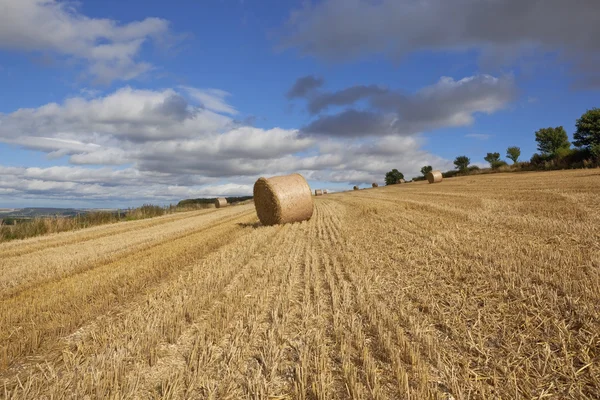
0,0 -> 598,208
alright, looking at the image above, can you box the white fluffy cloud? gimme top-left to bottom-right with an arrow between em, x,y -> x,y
0,78 -> 500,205
0,0 -> 174,83
0,165 -> 248,204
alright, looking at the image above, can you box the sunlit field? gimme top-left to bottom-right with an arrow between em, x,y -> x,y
1,169 -> 599,399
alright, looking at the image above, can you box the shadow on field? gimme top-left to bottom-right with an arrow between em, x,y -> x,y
581,171 -> 600,177
237,222 -> 262,229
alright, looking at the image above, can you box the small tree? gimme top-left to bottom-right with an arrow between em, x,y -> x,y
420,165 -> 433,177
453,156 -> 470,171
385,169 -> 404,185
506,146 -> 521,164
574,108 -> 600,150
535,126 -> 570,155
483,152 -> 501,167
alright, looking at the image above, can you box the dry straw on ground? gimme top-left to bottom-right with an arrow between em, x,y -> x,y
1,170 -> 600,399
215,198 -> 228,208
315,189 -> 324,196
253,173 -> 314,226
372,183 -> 379,188
353,186 -> 359,190
426,170 -> 443,184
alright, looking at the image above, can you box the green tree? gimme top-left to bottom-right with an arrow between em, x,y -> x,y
385,169 -> 404,185
506,146 -> 521,164
574,108 -> 600,149
591,144 -> 600,161
535,126 -> 570,155
483,152 -> 501,167
453,156 -> 470,171
420,165 -> 433,177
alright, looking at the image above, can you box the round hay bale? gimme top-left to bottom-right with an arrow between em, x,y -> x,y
353,186 -> 359,190
398,179 -> 406,184
426,170 -> 443,184
253,173 -> 313,226
372,182 -> 379,188
315,189 -> 324,196
323,189 -> 328,194
214,197 -> 228,208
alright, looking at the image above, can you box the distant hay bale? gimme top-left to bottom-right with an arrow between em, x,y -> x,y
215,198 -> 228,208
323,189 -> 328,194
253,173 -> 314,226
372,182 -> 379,188
315,189 -> 324,196
353,186 -> 359,190
397,179 -> 406,184
426,170 -> 443,184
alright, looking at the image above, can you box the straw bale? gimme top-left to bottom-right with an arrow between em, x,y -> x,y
215,198 -> 228,208
253,173 -> 314,226
372,183 -> 379,188
353,186 -> 359,190
426,170 -> 443,184
315,189 -> 324,196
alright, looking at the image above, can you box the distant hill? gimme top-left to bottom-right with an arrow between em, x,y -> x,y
177,196 -> 253,207
0,207 -> 88,218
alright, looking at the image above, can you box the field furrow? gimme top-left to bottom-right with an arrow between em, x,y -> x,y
0,209 -> 217,259
0,206 -> 250,298
0,207 -> 256,374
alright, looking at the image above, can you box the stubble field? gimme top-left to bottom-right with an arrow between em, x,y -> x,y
1,169 -> 599,399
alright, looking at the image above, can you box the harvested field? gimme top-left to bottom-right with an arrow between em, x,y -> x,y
1,169 -> 600,399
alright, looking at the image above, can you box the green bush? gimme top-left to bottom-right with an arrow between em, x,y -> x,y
491,160 -> 508,169
554,146 -> 575,160
442,170 -> 459,178
530,153 -> 552,167
518,161 -> 532,170
484,152 -> 501,167
385,169 -> 404,185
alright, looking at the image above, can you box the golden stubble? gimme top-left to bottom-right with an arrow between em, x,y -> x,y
1,169 -> 599,399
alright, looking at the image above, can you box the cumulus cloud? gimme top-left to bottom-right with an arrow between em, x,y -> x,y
304,135 -> 453,185
287,75 -> 324,98
307,85 -> 387,115
0,165 -> 226,204
281,0 -> 600,82
0,0 -> 176,83
0,85 -> 457,204
0,87 -> 232,145
180,87 -> 238,115
303,110 -> 395,138
296,75 -> 516,137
